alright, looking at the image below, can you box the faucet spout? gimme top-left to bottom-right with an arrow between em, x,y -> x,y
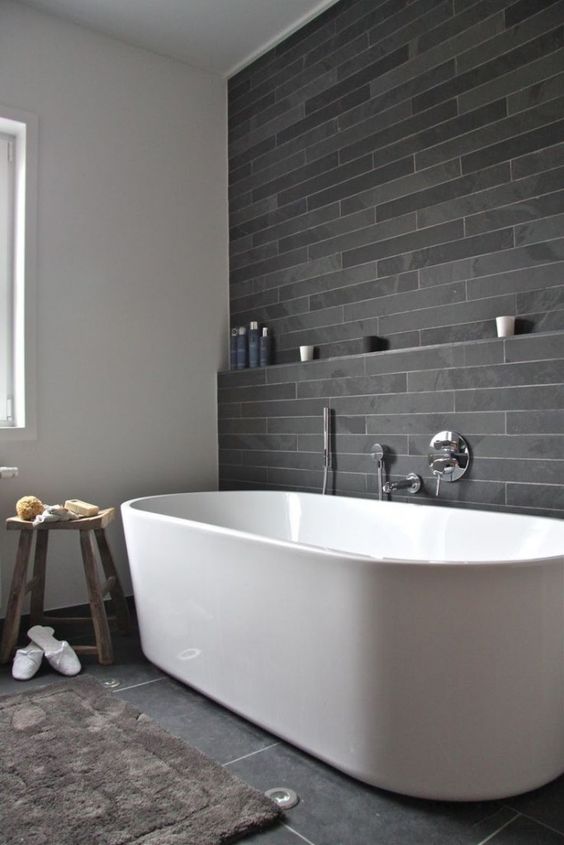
382,473 -> 422,495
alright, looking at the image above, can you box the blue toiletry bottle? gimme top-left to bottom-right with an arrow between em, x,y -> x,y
236,326 -> 248,369
249,321 -> 259,368
230,328 -> 238,370
259,327 -> 272,367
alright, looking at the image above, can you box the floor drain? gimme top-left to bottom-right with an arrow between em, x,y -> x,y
265,787 -> 299,810
101,679 -> 121,689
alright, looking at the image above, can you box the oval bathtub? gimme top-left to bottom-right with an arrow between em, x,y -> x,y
121,491 -> 564,801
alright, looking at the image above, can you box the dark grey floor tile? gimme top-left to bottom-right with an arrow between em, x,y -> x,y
0,629 -> 162,695
0,663 -> 70,696
488,814 -> 564,843
227,742 -> 505,845
116,674 -> 278,766
83,655 -> 165,689
74,629 -> 165,688
471,808 -> 519,843
504,775 -> 564,836
242,822 -> 313,844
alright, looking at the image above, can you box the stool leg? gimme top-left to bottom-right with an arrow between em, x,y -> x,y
29,530 -> 48,628
79,530 -> 113,665
0,531 -> 33,663
94,528 -> 131,635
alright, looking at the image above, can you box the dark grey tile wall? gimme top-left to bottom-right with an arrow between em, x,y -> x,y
228,0 -> 564,361
221,0 -> 564,517
219,331 -> 564,517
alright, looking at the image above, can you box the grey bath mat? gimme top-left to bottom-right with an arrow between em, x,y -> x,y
0,677 -> 280,844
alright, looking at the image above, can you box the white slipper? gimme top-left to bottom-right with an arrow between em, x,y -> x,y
27,625 -> 81,677
12,641 -> 44,680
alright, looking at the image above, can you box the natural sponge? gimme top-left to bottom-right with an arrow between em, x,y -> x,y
16,495 -> 44,521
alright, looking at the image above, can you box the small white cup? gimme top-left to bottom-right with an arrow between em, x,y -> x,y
300,345 -> 315,362
496,315 -> 515,337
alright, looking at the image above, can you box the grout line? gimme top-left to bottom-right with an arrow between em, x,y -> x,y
113,676 -> 166,694
282,822 -> 318,845
222,741 -> 279,767
474,812 -> 520,845
506,809 -> 564,839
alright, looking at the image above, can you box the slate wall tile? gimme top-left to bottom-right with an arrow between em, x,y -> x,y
512,141 -> 564,179
417,163 -> 564,229
342,60 -> 456,130
466,261 -> 564,300
278,262 -> 379,301
366,410 -> 506,434
251,202 -> 338,248
507,409 -> 564,433
277,207 -> 374,255
419,237 -> 564,288
418,100 -> 563,171
459,2 -> 564,74
296,372 -> 407,399
343,220 -> 463,269
455,382 -> 564,411
310,270 -> 418,311
377,228 -> 514,278
465,188 -> 564,236
341,158 -> 461,217
461,117 -> 564,175
413,27 -> 564,114
505,0 -> 563,29
344,280 -> 466,323
459,49 -> 564,114
508,69 -> 564,115
381,162 -> 510,223
416,0 -> 510,54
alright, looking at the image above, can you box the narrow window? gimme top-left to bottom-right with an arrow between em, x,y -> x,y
0,108 -> 36,437
0,132 -> 15,425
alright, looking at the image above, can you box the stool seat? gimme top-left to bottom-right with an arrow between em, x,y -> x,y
7,507 -> 115,531
0,507 -> 131,666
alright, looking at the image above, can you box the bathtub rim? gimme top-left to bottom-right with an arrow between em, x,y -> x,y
121,490 -> 564,568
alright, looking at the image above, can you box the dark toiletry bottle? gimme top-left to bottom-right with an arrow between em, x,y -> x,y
236,326 -> 248,369
259,327 -> 272,367
249,321 -> 259,368
230,328 -> 238,370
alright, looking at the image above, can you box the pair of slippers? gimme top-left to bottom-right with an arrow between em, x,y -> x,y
12,625 -> 81,680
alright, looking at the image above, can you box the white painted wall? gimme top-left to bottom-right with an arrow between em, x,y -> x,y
0,1 -> 228,613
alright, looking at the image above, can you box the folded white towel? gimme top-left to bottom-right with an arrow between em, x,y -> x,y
33,505 -> 77,526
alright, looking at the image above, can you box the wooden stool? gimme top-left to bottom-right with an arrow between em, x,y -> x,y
0,508 -> 131,666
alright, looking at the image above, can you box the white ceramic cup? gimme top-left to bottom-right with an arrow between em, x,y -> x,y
300,345 -> 315,362
496,315 -> 515,337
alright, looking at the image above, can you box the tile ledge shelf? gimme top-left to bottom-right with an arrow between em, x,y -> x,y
218,329 -> 564,377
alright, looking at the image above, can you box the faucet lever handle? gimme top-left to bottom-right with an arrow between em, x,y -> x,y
433,471 -> 441,497
433,438 -> 457,451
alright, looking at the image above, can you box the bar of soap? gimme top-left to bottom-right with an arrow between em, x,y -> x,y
64,499 -> 99,517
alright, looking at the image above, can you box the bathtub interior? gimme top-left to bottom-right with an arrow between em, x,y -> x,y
128,491 -> 564,563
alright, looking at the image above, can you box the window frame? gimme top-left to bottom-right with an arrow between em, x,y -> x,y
0,104 -> 37,440
0,131 -> 15,425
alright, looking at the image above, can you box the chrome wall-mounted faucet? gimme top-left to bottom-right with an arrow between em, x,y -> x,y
428,431 -> 470,496
370,445 -> 421,499
383,473 -> 422,495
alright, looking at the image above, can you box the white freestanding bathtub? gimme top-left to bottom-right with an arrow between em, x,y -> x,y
121,491 -> 564,801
